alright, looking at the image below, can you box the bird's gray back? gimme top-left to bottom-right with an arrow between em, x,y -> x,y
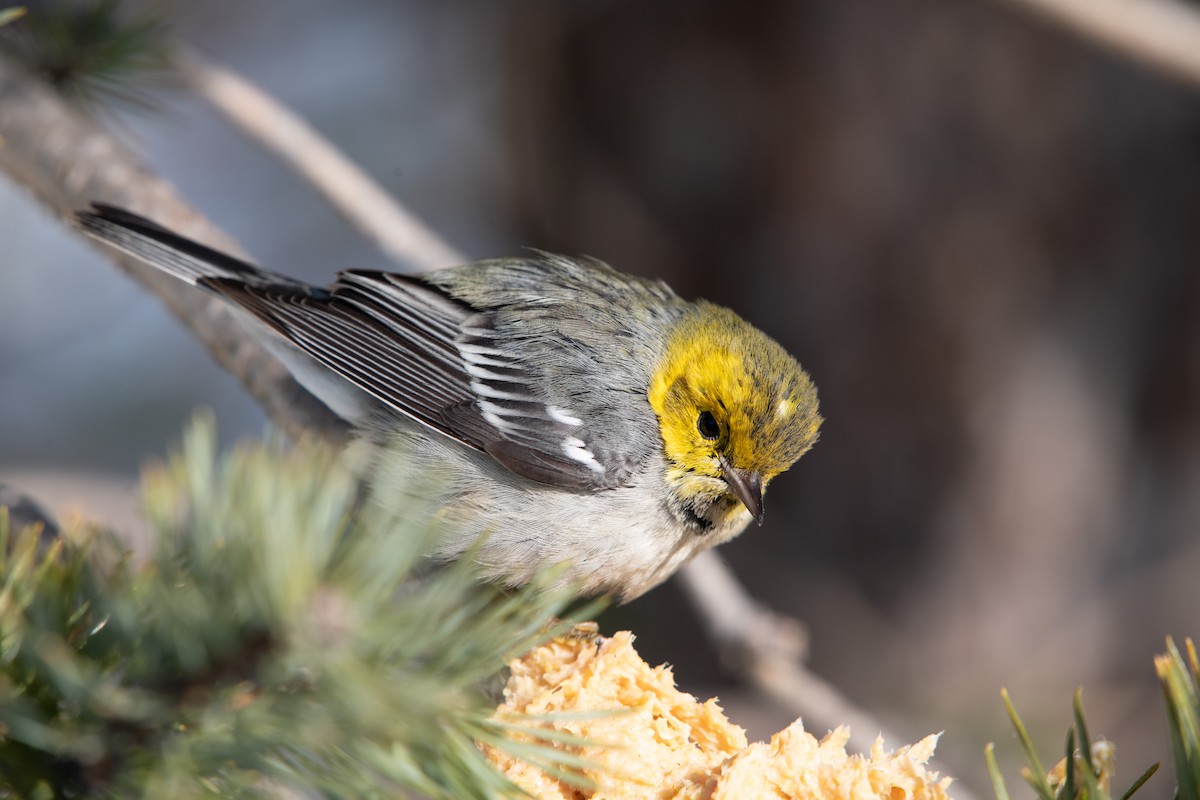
420,255 -> 688,485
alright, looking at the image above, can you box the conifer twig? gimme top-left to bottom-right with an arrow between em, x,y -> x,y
0,419 -> 588,796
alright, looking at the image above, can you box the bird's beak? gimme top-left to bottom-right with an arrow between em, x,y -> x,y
719,456 -> 765,525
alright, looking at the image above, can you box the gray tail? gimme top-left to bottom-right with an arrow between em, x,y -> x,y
74,204 -> 270,286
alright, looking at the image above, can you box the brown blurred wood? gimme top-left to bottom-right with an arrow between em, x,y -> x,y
0,52 -> 347,445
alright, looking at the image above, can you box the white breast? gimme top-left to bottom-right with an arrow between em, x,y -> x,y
352,425 -> 751,600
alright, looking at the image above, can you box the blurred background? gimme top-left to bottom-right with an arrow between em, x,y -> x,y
3,0 -> 1200,793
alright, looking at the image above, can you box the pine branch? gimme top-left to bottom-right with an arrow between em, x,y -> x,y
0,415 -> 593,798
1156,637 -> 1200,800
986,687 -> 1160,800
0,0 -> 175,111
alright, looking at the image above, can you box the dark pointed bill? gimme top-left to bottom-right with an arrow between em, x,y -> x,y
719,456 -> 764,525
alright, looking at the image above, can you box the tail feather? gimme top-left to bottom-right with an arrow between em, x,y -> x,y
73,204 -> 277,286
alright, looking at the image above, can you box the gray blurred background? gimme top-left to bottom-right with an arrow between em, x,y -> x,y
4,0 -> 1200,794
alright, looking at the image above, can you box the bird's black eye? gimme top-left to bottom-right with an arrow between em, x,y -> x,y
697,410 -> 721,440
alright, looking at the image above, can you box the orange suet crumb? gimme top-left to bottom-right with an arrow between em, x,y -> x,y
483,630 -> 956,800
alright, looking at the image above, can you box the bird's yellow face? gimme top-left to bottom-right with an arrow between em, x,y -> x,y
648,303 -> 821,529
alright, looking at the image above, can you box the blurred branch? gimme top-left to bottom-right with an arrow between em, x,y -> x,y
176,46 -> 464,272
0,50 -> 346,444
1002,0 -> 1200,88
677,551 -> 981,800
0,8 -> 26,29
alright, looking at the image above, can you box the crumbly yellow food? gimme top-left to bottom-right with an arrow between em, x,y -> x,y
484,631 -> 955,800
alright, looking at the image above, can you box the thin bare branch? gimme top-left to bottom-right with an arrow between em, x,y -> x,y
677,551 -> 980,800
176,47 -> 465,272
675,552 -> 879,750
0,52 -> 347,444
1002,0 -> 1200,89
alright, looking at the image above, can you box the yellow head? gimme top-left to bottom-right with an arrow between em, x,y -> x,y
648,303 -> 821,530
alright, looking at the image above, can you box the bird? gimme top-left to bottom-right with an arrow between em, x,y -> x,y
75,204 -> 821,601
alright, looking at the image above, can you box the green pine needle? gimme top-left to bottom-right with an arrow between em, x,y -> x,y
1073,691 -> 1102,799
1001,688 -> 1055,799
1117,764 -> 1160,800
1157,637 -> 1200,800
985,742 -> 1012,800
0,413 -> 602,797
1064,730 -> 1078,800
1073,689 -> 1094,774
988,688 -> 1159,800
0,0 -> 177,111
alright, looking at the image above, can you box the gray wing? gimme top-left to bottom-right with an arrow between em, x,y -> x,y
219,269 -> 628,489
76,205 -> 663,490
416,255 -> 684,490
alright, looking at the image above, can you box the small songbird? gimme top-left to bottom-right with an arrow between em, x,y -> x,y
75,205 -> 821,600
